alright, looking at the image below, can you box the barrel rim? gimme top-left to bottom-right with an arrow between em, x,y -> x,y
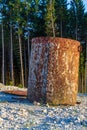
32,37 -> 80,45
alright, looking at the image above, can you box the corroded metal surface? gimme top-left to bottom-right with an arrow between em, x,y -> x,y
28,37 -> 80,105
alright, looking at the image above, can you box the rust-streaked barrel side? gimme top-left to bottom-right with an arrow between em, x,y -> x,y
28,37 -> 80,105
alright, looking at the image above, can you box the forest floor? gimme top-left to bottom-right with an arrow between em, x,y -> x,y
0,83 -> 87,130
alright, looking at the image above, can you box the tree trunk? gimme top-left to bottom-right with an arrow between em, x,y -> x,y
79,76 -> 82,93
81,74 -> 84,93
85,41 -> 87,93
60,18 -> 63,38
28,32 -> 30,77
18,34 -> 24,88
50,0 -> 55,37
10,24 -> 14,85
51,16 -> 55,37
75,15 -> 78,40
27,32 -> 30,88
24,43 -> 27,87
2,23 -> 5,84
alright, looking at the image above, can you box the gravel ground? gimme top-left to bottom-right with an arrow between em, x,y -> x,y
0,84 -> 87,130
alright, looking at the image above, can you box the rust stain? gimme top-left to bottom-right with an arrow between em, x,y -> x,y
28,37 -> 80,105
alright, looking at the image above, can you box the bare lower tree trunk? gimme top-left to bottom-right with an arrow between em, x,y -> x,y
60,18 -> 62,38
24,43 -> 27,87
10,24 -> 14,85
85,63 -> 87,93
2,23 -> 5,84
81,74 -> 84,93
75,15 -> 78,40
28,32 -> 30,73
78,75 -> 81,93
50,0 -> 55,37
18,34 -> 24,88
51,16 -> 55,37
27,32 -> 30,88
85,41 -> 87,93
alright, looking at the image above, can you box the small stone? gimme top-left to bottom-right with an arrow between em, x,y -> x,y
37,102 -> 40,106
0,117 -> 3,121
43,109 -> 47,114
65,125 -> 69,129
48,111 -> 54,116
77,117 -> 80,122
46,103 -> 49,107
54,121 -> 56,124
61,121 -> 65,125
33,101 -> 40,106
79,115 -> 85,120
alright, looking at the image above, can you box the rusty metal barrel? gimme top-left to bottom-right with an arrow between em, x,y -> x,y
28,37 -> 80,105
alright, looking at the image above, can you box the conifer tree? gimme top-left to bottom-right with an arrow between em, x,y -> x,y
69,0 -> 85,40
45,0 -> 56,37
55,0 -> 68,37
0,0 -> 5,84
